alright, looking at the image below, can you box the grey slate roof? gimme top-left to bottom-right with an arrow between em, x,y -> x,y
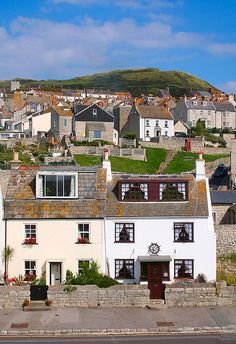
214,102 -> 236,112
74,103 -> 114,122
185,100 -> 215,110
210,190 -> 236,204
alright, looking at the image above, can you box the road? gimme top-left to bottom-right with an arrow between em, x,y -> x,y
0,335 -> 236,344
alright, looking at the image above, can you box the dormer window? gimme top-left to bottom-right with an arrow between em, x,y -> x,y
159,182 -> 187,201
36,172 -> 78,198
93,108 -> 97,116
203,101 -> 207,106
120,182 -> 148,201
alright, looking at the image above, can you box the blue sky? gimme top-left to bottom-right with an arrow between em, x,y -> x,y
0,0 -> 236,93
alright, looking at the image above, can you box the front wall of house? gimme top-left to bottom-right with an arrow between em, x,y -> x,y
74,122 -> 87,140
7,219 -> 104,284
140,118 -> 174,141
58,116 -> 72,139
105,216 -> 216,284
32,113 -> 51,136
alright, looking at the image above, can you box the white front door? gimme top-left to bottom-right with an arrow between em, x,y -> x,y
50,262 -> 61,285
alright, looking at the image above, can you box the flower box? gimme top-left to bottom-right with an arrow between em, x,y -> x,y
76,237 -> 90,244
23,237 -> 37,245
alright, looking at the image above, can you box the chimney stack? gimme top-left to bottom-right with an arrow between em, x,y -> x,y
195,150 -> 205,180
102,148 -> 112,182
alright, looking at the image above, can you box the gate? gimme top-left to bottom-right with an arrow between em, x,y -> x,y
30,285 -> 48,301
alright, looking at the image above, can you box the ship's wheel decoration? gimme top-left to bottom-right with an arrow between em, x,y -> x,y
148,242 -> 160,255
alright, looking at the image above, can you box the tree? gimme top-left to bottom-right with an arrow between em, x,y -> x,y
2,245 -> 14,279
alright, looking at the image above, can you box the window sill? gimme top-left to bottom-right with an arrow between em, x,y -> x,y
114,241 -> 134,243
75,242 -> 91,245
174,278 -> 194,282
22,243 -> 38,245
115,277 -> 135,280
174,240 -> 194,243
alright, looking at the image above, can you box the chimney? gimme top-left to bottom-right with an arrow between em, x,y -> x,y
102,148 -> 112,182
195,150 -> 205,180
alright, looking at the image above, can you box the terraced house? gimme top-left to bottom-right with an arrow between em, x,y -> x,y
1,153 -> 216,299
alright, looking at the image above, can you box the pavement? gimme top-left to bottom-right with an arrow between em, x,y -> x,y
0,306 -> 236,336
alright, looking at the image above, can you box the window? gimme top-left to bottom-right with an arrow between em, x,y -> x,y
64,118 -> 67,127
115,259 -> 134,279
208,111 -> 211,116
37,173 -> 77,198
164,121 -> 168,128
93,108 -> 97,116
78,260 -> 90,275
203,101 -> 207,106
212,211 -> 216,224
165,131 -> 168,136
24,224 -> 37,244
115,223 -> 134,242
121,182 -> 148,201
174,259 -> 193,279
24,260 -> 36,281
77,223 -> 90,244
146,119 -> 150,127
156,120 -> 159,126
94,130 -> 101,139
146,130 -> 149,137
53,119 -> 57,128
159,182 -> 187,201
174,223 -> 193,242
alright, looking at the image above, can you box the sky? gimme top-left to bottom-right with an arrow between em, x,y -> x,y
0,0 -> 236,93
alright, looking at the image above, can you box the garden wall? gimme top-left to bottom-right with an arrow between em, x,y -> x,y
0,282 -> 235,309
165,281 -> 236,307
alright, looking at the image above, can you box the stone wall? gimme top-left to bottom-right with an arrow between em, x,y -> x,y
215,224 -> 236,256
165,281 -> 236,307
0,286 -> 30,309
47,285 -> 150,308
69,146 -> 146,160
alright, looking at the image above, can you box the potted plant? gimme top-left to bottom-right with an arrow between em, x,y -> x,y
22,298 -> 30,311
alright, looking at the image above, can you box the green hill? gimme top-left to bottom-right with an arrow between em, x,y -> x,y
0,68 -> 218,97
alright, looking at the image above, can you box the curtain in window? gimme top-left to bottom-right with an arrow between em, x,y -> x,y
69,176 -> 75,196
39,175 -> 43,197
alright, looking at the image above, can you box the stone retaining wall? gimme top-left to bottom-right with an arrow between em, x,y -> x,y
0,286 -> 30,309
0,282 -> 235,309
47,285 -> 150,308
165,281 -> 236,307
69,146 -> 146,160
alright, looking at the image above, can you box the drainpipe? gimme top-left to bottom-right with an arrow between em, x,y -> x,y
4,219 -> 7,279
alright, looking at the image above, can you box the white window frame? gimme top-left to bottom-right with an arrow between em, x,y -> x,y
36,172 -> 78,198
77,259 -> 91,275
146,130 -> 150,137
77,223 -> 90,243
24,260 -> 37,280
145,119 -> 150,127
24,224 -> 37,244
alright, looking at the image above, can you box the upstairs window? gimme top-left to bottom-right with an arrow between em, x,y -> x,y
174,223 -> 193,242
77,223 -> 90,244
164,121 -> 168,128
174,259 -> 193,279
115,259 -> 134,279
23,224 -> 37,245
159,182 -> 187,201
37,173 -> 77,198
120,182 -> 148,201
146,119 -> 150,127
64,118 -> 68,127
156,120 -> 159,126
93,108 -> 97,116
115,223 -> 134,242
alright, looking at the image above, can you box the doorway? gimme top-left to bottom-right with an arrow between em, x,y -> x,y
50,262 -> 62,285
147,262 -> 168,299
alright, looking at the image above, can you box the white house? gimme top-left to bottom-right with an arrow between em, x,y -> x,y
103,153 -> 216,298
4,166 -> 106,285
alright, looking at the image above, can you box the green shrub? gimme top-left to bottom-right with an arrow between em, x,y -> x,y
69,262 -> 119,288
122,132 -> 136,140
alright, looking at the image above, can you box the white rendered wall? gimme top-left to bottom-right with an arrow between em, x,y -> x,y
32,113 -> 51,136
105,216 -> 216,284
6,219 -> 104,284
140,118 -> 174,141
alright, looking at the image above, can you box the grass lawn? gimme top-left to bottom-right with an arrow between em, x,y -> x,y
164,151 -> 229,174
74,147 -> 167,174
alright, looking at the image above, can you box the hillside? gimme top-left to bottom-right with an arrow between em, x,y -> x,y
0,68 -> 218,97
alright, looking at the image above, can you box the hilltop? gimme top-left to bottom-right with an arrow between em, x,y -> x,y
0,68 -> 218,97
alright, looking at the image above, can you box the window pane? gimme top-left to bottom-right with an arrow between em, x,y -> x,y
115,259 -> 134,279
115,223 -> 134,242
174,223 -> 193,241
46,175 -> 57,196
174,259 -> 193,278
58,175 -> 64,196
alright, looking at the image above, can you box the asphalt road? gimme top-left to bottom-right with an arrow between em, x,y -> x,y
0,335 -> 236,344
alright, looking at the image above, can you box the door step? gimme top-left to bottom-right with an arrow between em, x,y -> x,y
24,300 -> 51,312
147,299 -> 167,309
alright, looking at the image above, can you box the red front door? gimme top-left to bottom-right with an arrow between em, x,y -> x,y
147,263 -> 165,299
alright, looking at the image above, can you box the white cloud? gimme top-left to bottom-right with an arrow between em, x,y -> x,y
50,0 -> 183,9
218,81 -> 236,94
208,43 -> 236,55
